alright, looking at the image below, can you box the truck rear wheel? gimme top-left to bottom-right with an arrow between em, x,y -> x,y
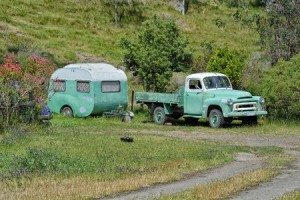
209,109 -> 225,128
153,106 -> 166,125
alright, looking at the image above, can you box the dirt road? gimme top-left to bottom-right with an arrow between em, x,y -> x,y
101,130 -> 300,200
102,153 -> 262,200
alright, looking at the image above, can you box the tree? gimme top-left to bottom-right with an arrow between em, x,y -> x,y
257,0 -> 300,64
102,0 -> 144,27
207,47 -> 245,88
121,17 -> 192,92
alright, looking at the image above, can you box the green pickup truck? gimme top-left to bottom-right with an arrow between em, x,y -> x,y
135,73 -> 267,128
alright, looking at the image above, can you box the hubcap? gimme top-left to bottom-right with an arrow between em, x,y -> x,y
211,114 -> 219,125
156,112 -> 162,122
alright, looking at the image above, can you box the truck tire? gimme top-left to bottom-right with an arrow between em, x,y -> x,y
153,106 -> 166,125
242,116 -> 258,125
61,106 -> 73,117
209,109 -> 225,128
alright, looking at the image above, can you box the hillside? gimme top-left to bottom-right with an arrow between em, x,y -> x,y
0,0 -> 262,65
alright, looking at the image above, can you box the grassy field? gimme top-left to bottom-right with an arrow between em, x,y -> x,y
0,111 -> 298,199
0,0 -> 261,64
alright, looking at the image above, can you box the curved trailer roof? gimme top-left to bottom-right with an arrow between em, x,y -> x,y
50,63 -> 127,81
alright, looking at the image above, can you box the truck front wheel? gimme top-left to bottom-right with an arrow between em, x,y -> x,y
209,109 -> 225,128
153,106 -> 166,125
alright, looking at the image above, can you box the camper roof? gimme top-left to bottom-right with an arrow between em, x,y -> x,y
50,63 -> 127,81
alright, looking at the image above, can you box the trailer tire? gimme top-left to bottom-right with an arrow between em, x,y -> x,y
153,106 -> 166,125
61,106 -> 73,117
209,109 -> 225,128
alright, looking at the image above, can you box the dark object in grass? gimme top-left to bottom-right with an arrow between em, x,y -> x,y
120,136 -> 134,142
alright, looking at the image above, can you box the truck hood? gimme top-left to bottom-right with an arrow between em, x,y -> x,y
206,89 -> 252,99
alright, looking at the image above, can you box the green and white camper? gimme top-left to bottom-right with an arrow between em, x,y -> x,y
47,63 -> 128,117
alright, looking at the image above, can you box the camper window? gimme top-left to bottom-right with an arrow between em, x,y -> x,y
101,81 -> 120,93
53,80 -> 66,92
77,81 -> 90,93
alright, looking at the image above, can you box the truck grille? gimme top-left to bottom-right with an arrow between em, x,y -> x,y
233,102 -> 257,112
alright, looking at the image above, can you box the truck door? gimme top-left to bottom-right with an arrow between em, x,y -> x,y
184,79 -> 203,115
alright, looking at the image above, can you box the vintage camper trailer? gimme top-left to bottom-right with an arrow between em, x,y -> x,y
47,63 -> 128,117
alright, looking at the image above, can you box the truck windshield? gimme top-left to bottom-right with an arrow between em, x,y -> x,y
203,76 -> 232,89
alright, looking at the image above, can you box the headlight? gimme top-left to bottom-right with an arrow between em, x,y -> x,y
259,97 -> 265,104
227,98 -> 234,106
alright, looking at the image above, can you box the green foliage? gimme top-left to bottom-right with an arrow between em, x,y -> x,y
121,16 -> 192,92
192,41 -> 215,73
102,0 -> 144,26
221,0 -> 249,8
250,0 -> 266,7
207,47 -> 245,88
260,54 -> 300,120
257,0 -> 300,64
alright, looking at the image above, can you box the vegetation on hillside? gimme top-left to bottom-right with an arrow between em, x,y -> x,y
0,0 -> 299,119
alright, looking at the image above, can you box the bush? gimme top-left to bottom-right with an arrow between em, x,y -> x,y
260,54 -> 300,120
207,47 -> 245,88
0,52 -> 56,127
102,0 -> 144,26
221,0 -> 248,8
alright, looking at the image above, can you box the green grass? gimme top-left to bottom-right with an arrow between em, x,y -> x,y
0,0 -> 261,64
0,112 -> 295,199
0,128 -> 237,179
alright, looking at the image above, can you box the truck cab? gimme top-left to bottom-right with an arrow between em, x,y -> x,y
135,72 -> 267,128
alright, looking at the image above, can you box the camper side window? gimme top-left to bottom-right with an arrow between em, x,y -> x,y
53,80 -> 66,92
77,81 -> 90,93
102,81 -> 120,93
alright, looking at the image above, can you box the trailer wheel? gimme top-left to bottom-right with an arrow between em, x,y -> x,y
61,106 -> 73,117
209,109 -> 225,128
153,106 -> 166,125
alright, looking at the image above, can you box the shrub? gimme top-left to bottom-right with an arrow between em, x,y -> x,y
0,52 -> 56,127
102,0 -> 144,26
207,47 -> 245,88
260,54 -> 300,120
257,0 -> 300,65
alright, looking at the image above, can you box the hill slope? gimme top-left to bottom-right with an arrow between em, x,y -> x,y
0,0 -> 262,65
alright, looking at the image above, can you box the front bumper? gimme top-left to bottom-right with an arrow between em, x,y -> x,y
224,110 -> 267,118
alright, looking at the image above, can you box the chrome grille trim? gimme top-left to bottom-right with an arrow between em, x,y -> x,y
233,102 -> 257,111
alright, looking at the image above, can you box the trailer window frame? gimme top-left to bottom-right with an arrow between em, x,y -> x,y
76,80 -> 90,93
53,80 -> 66,92
101,81 -> 121,93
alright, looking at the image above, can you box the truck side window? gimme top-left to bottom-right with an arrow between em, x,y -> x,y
77,81 -> 90,93
189,79 -> 202,90
53,80 -> 66,92
102,81 -> 120,93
